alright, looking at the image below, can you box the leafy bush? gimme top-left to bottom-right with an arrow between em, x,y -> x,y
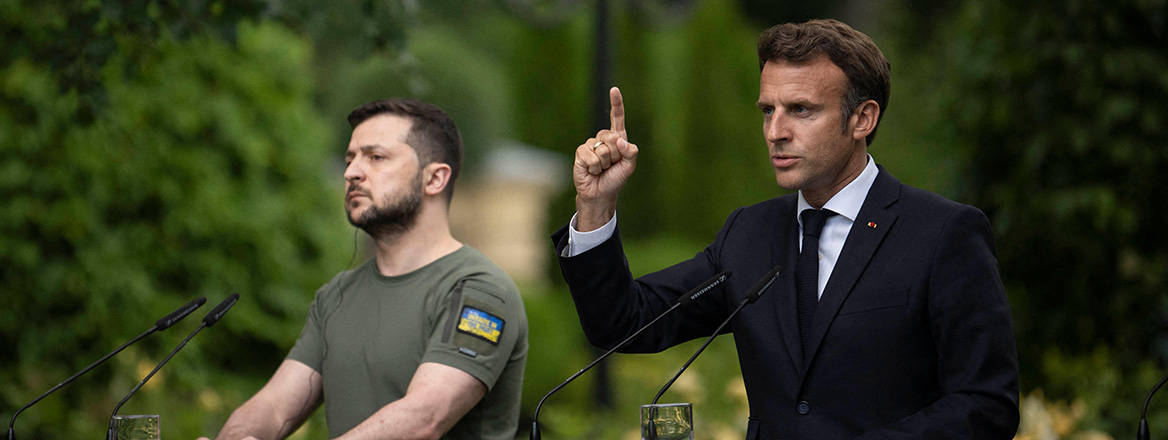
891,0 -> 1168,437
0,20 -> 347,438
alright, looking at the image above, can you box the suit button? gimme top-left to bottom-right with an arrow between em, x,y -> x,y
796,400 -> 810,415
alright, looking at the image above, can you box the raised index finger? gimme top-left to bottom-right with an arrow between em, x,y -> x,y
609,87 -> 626,138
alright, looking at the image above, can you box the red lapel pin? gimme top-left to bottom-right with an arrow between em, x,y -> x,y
867,221 -> 877,229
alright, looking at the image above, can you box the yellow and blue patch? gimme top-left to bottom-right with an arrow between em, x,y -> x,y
457,306 -> 504,345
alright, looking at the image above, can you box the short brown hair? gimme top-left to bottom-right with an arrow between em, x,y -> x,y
757,19 -> 891,146
347,98 -> 463,200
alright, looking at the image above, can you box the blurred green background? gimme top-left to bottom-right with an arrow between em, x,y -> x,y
2,0 -> 1166,439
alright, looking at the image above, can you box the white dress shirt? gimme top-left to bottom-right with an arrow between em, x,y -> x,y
796,155 -> 878,298
566,155 -> 880,300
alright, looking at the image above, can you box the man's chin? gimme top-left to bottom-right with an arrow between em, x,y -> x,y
346,209 -> 367,228
773,171 -> 804,191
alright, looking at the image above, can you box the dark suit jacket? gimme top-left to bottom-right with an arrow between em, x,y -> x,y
552,168 -> 1019,439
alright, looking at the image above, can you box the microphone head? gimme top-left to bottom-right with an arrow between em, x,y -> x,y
202,293 -> 240,327
154,297 -> 207,330
745,265 -> 782,303
676,271 -> 732,307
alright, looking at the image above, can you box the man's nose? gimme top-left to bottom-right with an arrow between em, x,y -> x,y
344,160 -> 364,182
764,114 -> 790,143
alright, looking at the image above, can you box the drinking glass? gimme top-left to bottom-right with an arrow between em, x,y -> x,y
111,414 -> 160,440
640,403 -> 693,440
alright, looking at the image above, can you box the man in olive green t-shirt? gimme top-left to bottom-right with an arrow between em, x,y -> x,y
199,99 -> 527,440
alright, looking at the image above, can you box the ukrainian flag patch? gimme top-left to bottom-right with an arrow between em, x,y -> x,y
457,306 -> 504,345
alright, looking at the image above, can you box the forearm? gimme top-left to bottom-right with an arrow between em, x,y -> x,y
555,224 -> 730,353
214,397 -> 298,440
335,398 -> 449,440
336,363 -> 484,440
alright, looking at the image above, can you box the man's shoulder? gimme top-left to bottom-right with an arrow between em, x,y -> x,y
310,260 -> 374,306
440,246 -> 524,309
871,168 -> 991,233
445,246 -> 519,285
731,193 -> 798,224
883,171 -> 984,217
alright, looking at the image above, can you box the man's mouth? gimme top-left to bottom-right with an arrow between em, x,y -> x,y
771,154 -> 798,168
346,188 -> 370,202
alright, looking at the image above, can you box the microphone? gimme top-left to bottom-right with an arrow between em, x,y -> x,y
530,271 -> 731,440
201,292 -> 239,327
106,293 -> 239,440
155,297 -> 208,330
6,296 -> 206,440
645,266 -> 781,440
1138,370 -> 1168,440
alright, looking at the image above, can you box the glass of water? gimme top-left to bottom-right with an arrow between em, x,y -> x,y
111,414 -> 160,440
640,403 -> 693,440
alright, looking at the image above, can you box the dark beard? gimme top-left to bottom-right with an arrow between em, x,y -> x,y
347,182 -> 423,239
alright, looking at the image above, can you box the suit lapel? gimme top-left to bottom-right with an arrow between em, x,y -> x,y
768,197 -> 804,374
802,169 -> 902,372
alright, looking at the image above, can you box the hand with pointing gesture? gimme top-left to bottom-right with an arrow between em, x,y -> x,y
574,87 -> 639,231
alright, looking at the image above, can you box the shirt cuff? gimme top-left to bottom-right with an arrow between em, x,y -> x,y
564,211 -> 617,257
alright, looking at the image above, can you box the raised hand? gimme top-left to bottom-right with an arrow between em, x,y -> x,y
573,87 -> 639,231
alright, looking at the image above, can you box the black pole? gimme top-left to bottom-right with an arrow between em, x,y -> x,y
590,0 -> 614,411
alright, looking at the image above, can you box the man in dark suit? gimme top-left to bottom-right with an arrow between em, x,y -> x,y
552,19 -> 1019,438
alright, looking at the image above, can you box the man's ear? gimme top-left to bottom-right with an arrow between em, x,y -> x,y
850,100 -> 880,142
422,162 -> 452,197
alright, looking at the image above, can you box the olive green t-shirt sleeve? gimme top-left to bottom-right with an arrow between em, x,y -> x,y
286,283 -> 333,372
422,277 -> 524,391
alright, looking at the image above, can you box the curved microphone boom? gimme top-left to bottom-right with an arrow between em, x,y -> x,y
529,272 -> 730,440
106,293 -> 239,440
651,265 -> 780,405
646,266 -> 781,440
1139,370 -> 1168,440
6,296 -> 206,440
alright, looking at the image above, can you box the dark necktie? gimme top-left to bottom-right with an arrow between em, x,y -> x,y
797,209 -> 835,355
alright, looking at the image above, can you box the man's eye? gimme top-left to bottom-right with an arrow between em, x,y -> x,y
793,105 -> 809,114
761,106 -> 774,116
371,154 -> 385,161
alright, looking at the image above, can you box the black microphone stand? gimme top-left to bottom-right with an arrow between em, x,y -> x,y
1138,371 -> 1168,440
7,328 -> 154,440
6,296 -> 205,440
530,272 -> 730,440
644,266 -> 780,440
106,325 -> 204,440
106,293 -> 238,440
531,301 -> 682,440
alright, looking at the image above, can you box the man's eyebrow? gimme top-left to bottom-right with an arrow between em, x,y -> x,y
784,98 -> 821,108
346,144 -> 386,155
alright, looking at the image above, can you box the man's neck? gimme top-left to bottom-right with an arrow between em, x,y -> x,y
369,205 -> 462,277
801,146 -> 869,208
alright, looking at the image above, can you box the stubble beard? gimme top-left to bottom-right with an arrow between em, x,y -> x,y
346,176 -> 423,240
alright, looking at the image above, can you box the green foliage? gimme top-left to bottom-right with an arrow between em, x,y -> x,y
933,0 -> 1168,379
886,0 -> 1168,437
502,0 -> 781,243
1037,348 -> 1166,436
616,0 -> 780,238
0,19 -> 346,438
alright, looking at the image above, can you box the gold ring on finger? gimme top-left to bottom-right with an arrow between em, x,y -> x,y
592,141 -> 604,151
